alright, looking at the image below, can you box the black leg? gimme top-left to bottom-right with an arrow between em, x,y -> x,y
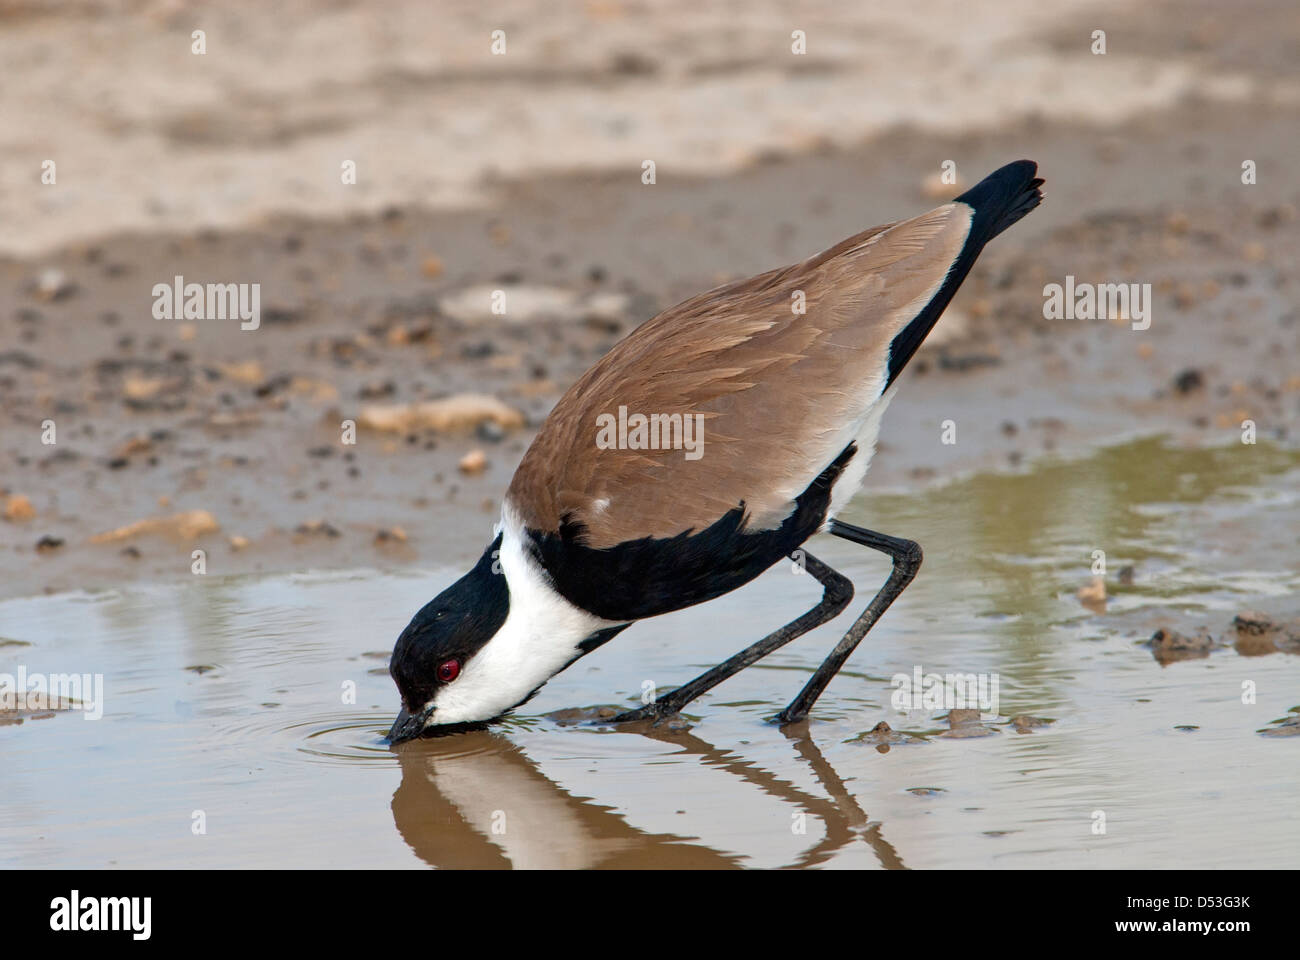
776,519 -> 922,725
609,551 -> 854,724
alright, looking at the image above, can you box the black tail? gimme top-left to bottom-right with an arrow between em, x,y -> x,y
953,158 -> 1044,245
884,160 -> 1043,387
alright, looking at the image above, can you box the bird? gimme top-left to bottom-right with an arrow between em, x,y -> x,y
387,160 -> 1044,742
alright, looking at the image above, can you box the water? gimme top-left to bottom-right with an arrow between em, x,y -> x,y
2,438 -> 1297,868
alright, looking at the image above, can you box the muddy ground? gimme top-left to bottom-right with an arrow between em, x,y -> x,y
2,94 -> 1297,600
2,0 -> 1299,601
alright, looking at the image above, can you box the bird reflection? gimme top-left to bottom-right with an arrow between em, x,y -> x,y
390,714 -> 906,869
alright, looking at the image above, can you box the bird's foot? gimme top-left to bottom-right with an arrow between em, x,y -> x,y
606,703 -> 666,724
770,708 -> 810,728
604,701 -> 685,726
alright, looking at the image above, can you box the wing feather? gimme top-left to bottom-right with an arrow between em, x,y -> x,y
507,203 -> 973,546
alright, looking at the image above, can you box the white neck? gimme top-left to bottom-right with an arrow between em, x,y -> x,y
430,506 -> 624,725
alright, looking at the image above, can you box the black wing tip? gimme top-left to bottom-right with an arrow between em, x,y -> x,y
882,161 -> 1043,388
953,159 -> 1044,243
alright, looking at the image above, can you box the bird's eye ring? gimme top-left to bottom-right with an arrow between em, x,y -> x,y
437,659 -> 460,683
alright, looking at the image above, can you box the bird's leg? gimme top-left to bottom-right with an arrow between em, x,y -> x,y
608,550 -> 854,724
776,520 -> 922,725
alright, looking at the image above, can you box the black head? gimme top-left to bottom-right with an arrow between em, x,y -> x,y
387,535 -> 508,742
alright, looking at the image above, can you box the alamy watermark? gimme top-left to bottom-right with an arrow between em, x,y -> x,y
0,667 -> 104,720
889,665 -> 999,719
50,890 -> 150,940
1043,275 -> 1151,330
152,275 -> 260,330
595,406 -> 704,460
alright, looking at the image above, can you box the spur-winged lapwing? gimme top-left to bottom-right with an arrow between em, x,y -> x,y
388,160 -> 1043,741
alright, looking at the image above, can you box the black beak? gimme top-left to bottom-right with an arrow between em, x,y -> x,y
387,704 -> 433,744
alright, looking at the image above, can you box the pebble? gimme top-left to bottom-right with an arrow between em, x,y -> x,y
1010,715 -> 1053,734
942,709 -> 998,738
90,510 -> 220,543
359,395 -> 524,434
1077,576 -> 1107,611
33,268 -> 76,302
3,494 -> 35,521
1232,610 -> 1300,655
855,720 -> 924,748
440,284 -> 578,324
1173,369 -> 1204,394
1260,715 -> 1300,738
294,520 -> 341,538
1147,627 -> 1215,663
35,535 -> 65,553
458,449 -> 488,474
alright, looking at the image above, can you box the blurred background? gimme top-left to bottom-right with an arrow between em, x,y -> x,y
1,0 -> 1296,594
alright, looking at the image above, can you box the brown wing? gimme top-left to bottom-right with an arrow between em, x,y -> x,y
507,203 -> 972,548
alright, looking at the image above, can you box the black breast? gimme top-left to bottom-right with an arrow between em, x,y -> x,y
525,443 -> 856,621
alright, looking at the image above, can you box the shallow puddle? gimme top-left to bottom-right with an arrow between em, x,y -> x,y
2,437 -> 1297,868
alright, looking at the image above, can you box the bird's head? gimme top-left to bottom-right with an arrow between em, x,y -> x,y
387,536 -> 510,742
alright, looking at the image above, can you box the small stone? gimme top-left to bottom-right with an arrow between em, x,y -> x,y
942,709 -> 998,738
1232,610 -> 1274,636
1172,369 -> 1204,394
123,376 -> 167,400
33,268 -> 76,301
295,520 -> 341,538
854,720 -> 924,748
1232,611 -> 1300,655
1077,576 -> 1107,611
1261,716 -> 1300,738
91,510 -> 219,543
358,395 -> 524,434
1010,715 -> 1053,734
459,449 -> 488,474
3,494 -> 35,522
114,434 -> 153,458
1148,627 -> 1215,664
35,535 -> 65,553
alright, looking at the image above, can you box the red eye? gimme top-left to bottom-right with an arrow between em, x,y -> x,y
437,659 -> 460,683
